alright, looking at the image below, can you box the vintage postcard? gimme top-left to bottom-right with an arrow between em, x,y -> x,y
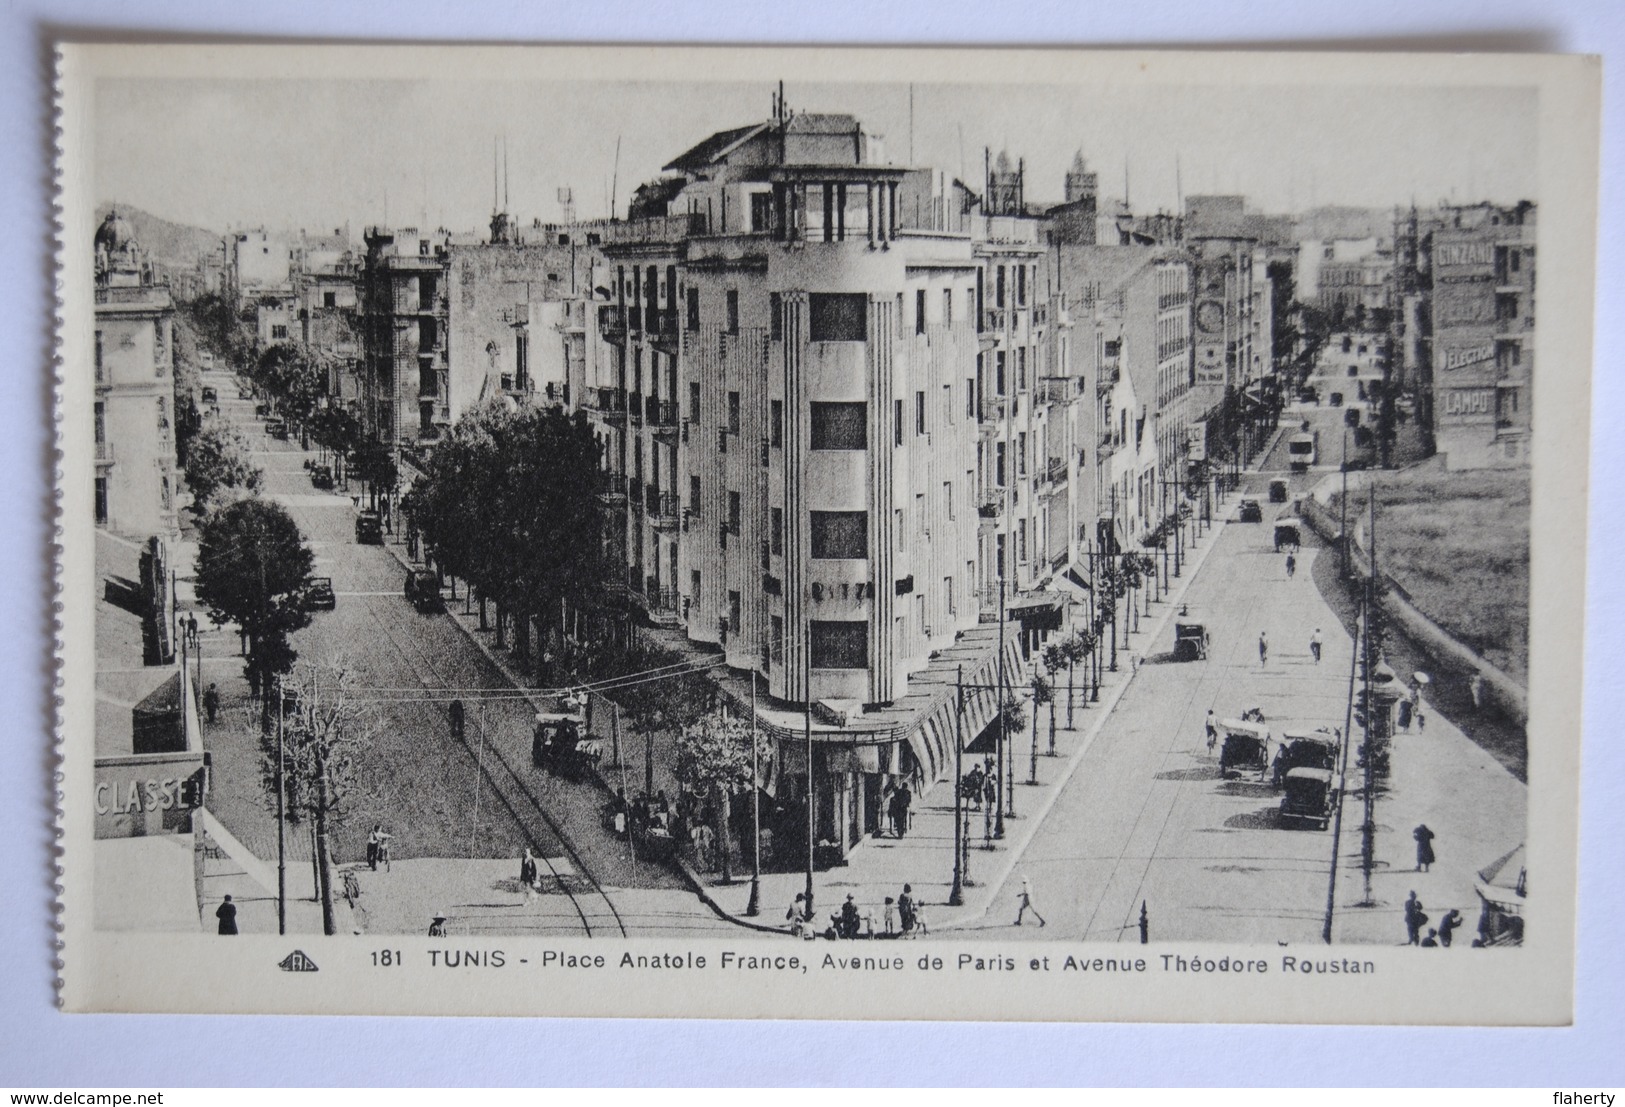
53,43 -> 1598,1021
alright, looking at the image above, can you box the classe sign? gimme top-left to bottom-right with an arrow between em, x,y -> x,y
93,751 -> 205,839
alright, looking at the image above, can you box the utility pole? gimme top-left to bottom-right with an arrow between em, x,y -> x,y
950,666 -> 965,906
995,578 -> 1008,837
804,618 -> 815,921
275,676 -> 286,936
1323,570 -> 1365,943
1359,487 -> 1379,906
746,673 -> 761,917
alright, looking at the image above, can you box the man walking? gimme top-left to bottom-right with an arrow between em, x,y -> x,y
1258,631 -> 1269,667
215,894 -> 238,936
1309,629 -> 1322,664
1014,875 -> 1047,927
1413,824 -> 1436,872
1205,709 -> 1219,755
1404,891 -> 1426,946
203,682 -> 220,724
1285,552 -> 1296,578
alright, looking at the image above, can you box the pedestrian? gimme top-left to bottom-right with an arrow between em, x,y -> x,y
693,822 -> 715,871
894,784 -> 913,838
215,894 -> 238,936
883,896 -> 896,935
1415,700 -> 1426,732
897,884 -> 916,934
1469,673 -> 1486,712
982,774 -> 997,815
1310,628 -> 1322,664
1439,908 -> 1463,947
1205,709 -> 1219,755
428,912 -> 447,938
1413,824 -> 1436,873
366,824 -> 383,870
1420,927 -> 1439,948
1404,891 -> 1427,946
839,894 -> 862,939
787,892 -> 807,937
186,612 -> 199,645
913,902 -> 930,936
520,847 -> 538,894
203,682 -> 220,724
1285,552 -> 1296,578
1258,630 -> 1269,666
1014,875 -> 1046,927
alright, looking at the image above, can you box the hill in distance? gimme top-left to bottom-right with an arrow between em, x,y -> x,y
96,202 -> 223,274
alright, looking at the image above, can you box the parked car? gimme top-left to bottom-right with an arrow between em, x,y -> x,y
301,576 -> 336,612
310,465 -> 334,490
355,510 -> 383,544
266,417 -> 288,439
404,569 -> 444,614
1279,768 -> 1340,829
1237,499 -> 1263,523
1219,719 -> 1271,777
200,385 -> 218,404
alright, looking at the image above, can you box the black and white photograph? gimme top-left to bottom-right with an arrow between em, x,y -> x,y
52,42 -> 1598,1023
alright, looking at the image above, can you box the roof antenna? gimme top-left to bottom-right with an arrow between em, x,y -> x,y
493,137 -> 500,216
610,135 -> 622,221
504,134 -> 511,213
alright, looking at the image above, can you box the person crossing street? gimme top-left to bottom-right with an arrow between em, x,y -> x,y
1014,875 -> 1047,927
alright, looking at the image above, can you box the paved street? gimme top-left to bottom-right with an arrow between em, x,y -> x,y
974,459 -> 1527,945
189,370 -> 737,937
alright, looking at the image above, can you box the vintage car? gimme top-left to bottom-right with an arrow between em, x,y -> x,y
1173,615 -> 1210,661
1273,728 -> 1340,785
404,569 -> 444,614
1236,499 -> 1264,523
1279,768 -> 1339,829
355,510 -> 383,545
200,385 -> 218,404
1268,477 -> 1290,504
310,465 -> 335,490
300,576 -> 336,612
266,417 -> 288,439
1273,519 -> 1302,552
532,709 -> 601,783
1219,718 -> 1271,777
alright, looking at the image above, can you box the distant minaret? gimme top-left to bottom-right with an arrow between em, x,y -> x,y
490,136 -> 513,244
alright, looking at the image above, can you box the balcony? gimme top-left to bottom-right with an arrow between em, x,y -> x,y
1038,377 -> 1078,405
648,307 -> 680,353
595,471 -> 627,502
628,476 -> 645,508
1097,365 -> 1121,394
1043,457 -> 1068,486
984,308 -> 1007,333
978,496 -> 1005,521
648,398 -> 680,440
597,304 -> 628,345
627,392 -> 643,427
647,488 -> 680,527
95,439 -> 114,465
591,386 -> 627,423
1096,435 -> 1120,463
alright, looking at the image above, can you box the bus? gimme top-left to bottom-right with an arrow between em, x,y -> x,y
1287,431 -> 1318,472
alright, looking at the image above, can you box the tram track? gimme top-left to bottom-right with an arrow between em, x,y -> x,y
348,568 -> 629,938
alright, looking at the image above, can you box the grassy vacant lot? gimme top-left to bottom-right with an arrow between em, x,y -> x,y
1333,462 -> 1530,683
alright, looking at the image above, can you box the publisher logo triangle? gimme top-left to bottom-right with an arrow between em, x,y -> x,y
278,950 -> 319,972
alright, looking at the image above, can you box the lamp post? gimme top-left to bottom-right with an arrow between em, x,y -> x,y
949,666 -> 966,906
746,673 -> 761,917
994,578 -> 1008,838
803,618 -> 815,921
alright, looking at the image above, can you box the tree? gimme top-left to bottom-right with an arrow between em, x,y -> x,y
350,436 -> 399,513
263,660 -> 381,935
183,414 -> 263,514
1030,671 -> 1055,771
673,709 -> 765,884
613,650 -> 713,797
195,498 -> 313,727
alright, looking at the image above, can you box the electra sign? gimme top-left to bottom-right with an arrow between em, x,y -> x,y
1442,343 -> 1495,371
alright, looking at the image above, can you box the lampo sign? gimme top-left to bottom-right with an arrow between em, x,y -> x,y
1441,388 -> 1498,422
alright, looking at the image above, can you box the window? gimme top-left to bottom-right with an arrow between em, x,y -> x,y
94,402 -> 105,446
894,400 -> 903,446
810,402 -> 866,450
686,287 -> 700,331
1017,264 -> 1027,306
916,289 -> 927,335
94,476 -> 107,525
916,391 -> 926,435
944,576 -> 955,615
728,491 -> 742,536
750,192 -> 773,234
966,378 -> 975,419
690,569 -> 701,602
944,288 -> 954,326
996,441 -> 1006,486
1017,432 -> 1027,476
995,350 -> 1006,395
996,265 -> 1006,309
770,292 -> 783,341
896,508 -> 904,552
726,290 -> 740,334
1018,520 -> 1028,563
271,324 -> 288,340
771,507 -> 784,555
810,511 -> 867,559
811,621 -> 868,669
808,293 -> 867,342
94,331 -> 103,382
689,381 -> 701,422
323,291 -> 337,308
944,481 -> 954,520
729,591 -> 742,633
728,391 -> 741,433
690,475 -> 701,515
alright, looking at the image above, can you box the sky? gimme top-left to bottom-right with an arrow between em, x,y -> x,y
93,74 -> 1539,240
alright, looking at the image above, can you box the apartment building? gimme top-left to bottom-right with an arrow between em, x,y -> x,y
358,226 -> 455,446
93,209 -> 180,543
